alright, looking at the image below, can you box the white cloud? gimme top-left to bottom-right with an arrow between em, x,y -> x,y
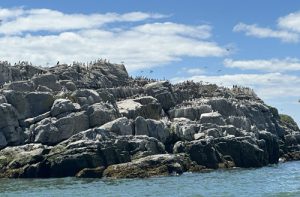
0,8 -> 227,71
233,23 -> 299,43
0,7 -> 23,20
278,11 -> 300,33
171,73 -> 300,99
183,68 -> 206,75
224,58 -> 300,72
133,22 -> 212,39
0,8 -> 167,35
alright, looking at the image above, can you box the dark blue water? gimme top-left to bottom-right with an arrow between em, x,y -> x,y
0,161 -> 299,197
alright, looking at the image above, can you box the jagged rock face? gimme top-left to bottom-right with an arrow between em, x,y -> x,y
0,129 -> 165,178
174,134 -> 279,169
49,62 -> 129,88
0,62 -> 46,85
0,60 -> 299,179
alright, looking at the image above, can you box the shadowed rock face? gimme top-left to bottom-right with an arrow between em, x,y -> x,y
0,60 -> 299,179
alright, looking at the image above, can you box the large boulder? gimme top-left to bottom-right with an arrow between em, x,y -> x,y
50,99 -> 80,117
215,136 -> 268,167
103,154 -> 194,178
0,63 -> 13,85
135,116 -> 170,143
71,89 -> 102,107
0,103 -> 22,145
100,117 -> 133,135
93,63 -> 129,86
2,90 -> 29,119
200,112 -> 225,125
0,103 -> 19,128
207,98 -> 238,117
76,166 -> 105,178
258,131 -> 279,164
0,132 -> 8,149
117,96 -> 162,120
170,118 -> 199,141
226,116 -> 251,132
169,105 -> 212,120
3,91 -> 54,119
32,112 -> 89,145
173,140 -> 223,169
0,94 -> 7,104
0,144 -> 49,178
145,81 -> 176,111
3,81 -> 35,92
32,74 -> 61,91
87,103 -> 120,127
26,92 -> 55,118
59,80 -> 77,91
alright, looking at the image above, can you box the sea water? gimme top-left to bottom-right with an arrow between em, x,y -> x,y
0,161 -> 299,197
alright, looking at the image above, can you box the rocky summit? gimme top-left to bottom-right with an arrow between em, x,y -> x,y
0,60 -> 299,179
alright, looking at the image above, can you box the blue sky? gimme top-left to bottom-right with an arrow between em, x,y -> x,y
1,0 -> 300,124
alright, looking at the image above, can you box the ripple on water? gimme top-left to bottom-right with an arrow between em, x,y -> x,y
0,161 -> 299,197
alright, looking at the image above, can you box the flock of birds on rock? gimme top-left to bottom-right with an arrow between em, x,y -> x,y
1,59 -> 299,103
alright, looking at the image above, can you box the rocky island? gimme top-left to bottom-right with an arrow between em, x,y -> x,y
0,60 -> 299,179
